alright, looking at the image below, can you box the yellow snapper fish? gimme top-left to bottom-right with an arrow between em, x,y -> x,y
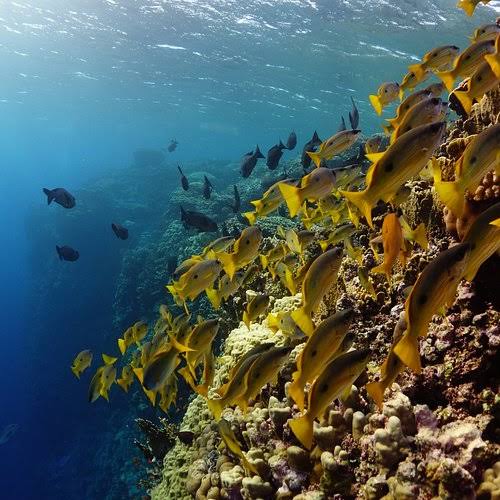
432,123 -> 500,218
207,343 -> 274,420
340,121 -> 446,228
390,97 -> 448,144
173,256 -> 200,279
279,167 -> 337,218
471,23 -> 500,42
118,321 -> 148,355
158,373 -> 178,413
167,259 -> 222,304
366,311 -> 406,409
408,45 -> 460,81
260,242 -> 288,270
187,350 -> 216,397
201,236 -> 235,258
217,419 -> 258,475
71,349 -> 93,379
269,260 -> 296,295
319,223 -> 356,251
400,216 -> 428,250
117,365 -> 134,392
206,271 -> 244,309
344,235 -> 363,265
358,266 -> 377,299
88,354 -> 118,403
185,318 -> 220,377
457,0 -> 492,17
364,135 -> 385,154
437,38 -> 496,91
307,129 -> 361,168
291,247 -> 343,335
382,83 -> 445,135
266,311 -> 305,337
217,226 -> 262,280
285,229 -> 315,256
137,337 -> 192,394
393,242 -> 471,373
288,348 -> 370,449
484,33 -> 500,78
233,345 -> 292,413
371,213 -> 405,283
462,201 -> 500,281
244,179 -> 296,224
399,68 -> 431,99
369,82 -> 400,115
288,309 -> 354,410
243,293 -> 270,329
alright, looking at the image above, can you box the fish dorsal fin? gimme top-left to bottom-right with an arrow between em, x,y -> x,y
102,354 -> 117,365
133,367 -> 144,384
170,336 -> 194,353
365,151 -> 385,164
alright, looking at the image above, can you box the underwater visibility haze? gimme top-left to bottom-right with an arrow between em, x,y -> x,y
1,0 -> 499,498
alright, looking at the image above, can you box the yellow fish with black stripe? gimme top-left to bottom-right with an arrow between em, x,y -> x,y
369,82 -> 400,115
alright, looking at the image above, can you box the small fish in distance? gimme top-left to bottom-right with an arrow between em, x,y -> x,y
43,188 -> 75,208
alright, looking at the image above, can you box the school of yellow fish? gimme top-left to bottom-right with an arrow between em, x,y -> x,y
72,11 -> 500,459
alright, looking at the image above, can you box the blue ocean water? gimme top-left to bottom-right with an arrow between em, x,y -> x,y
0,1 -> 498,498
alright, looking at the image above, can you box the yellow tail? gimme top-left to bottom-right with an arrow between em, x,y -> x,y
371,262 -> 390,284
433,178 -> 465,217
288,413 -> 314,449
306,150 -> 322,168
118,338 -> 127,355
284,267 -> 296,295
319,240 -> 328,252
412,223 -> 428,250
242,310 -> 251,329
339,188 -> 374,228
456,0 -> 476,16
117,379 -> 129,392
369,94 -> 383,115
243,211 -> 257,225
206,287 -> 221,309
484,53 -> 500,79
287,377 -> 306,411
408,62 -> 426,81
393,333 -> 421,374
279,182 -> 304,218
102,354 -> 117,365
382,123 -> 394,136
437,69 -> 456,92
71,366 -> 80,379
453,89 -> 473,114
207,398 -> 224,421
217,252 -> 237,280
260,254 -> 269,270
291,307 -> 314,336
366,380 -> 385,410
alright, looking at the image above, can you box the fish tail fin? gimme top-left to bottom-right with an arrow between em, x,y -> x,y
454,89 -> 473,115
102,354 -> 117,365
43,188 -> 54,204
71,366 -> 80,379
366,380 -> 386,410
408,63 -> 425,81
118,338 -> 127,355
117,379 -> 128,392
339,189 -> 374,228
170,336 -> 194,353
393,333 -> 421,374
243,211 -> 257,225
133,368 -> 144,384
319,240 -> 328,252
433,177 -> 465,217
206,398 -> 224,421
306,150 -> 322,168
457,0 -> 475,16
484,53 -> 500,79
260,254 -> 269,270
382,123 -> 393,136
206,287 -> 221,309
100,389 -> 110,402
369,94 -> 383,115
412,223 -> 428,250
242,311 -> 250,329
437,69 -> 456,92
287,378 -> 306,411
217,251 -> 236,280
266,313 -> 280,330
288,413 -> 314,449
371,262 -> 388,281
279,181 -> 303,218
143,387 -> 157,406
291,307 -> 314,336
284,267 -> 296,295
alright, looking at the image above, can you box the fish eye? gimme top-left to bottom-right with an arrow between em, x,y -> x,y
194,274 -> 198,279
470,156 -> 477,164
477,75 -> 482,82
418,293 -> 428,305
465,55 -> 470,60
385,162 -> 394,172
311,349 -> 317,357
245,239 -> 250,245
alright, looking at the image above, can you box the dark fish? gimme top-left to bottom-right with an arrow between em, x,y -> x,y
42,188 -> 75,209
177,430 -> 194,445
177,165 -> 189,191
349,96 -> 359,130
167,256 -> 177,275
266,140 -> 286,170
167,139 -> 178,152
230,185 -> 240,213
240,145 -> 265,178
301,131 -> 322,169
56,245 -> 79,262
111,223 -> 129,240
285,131 -> 297,150
180,206 -> 218,232
203,176 -> 213,200
338,116 -> 346,132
